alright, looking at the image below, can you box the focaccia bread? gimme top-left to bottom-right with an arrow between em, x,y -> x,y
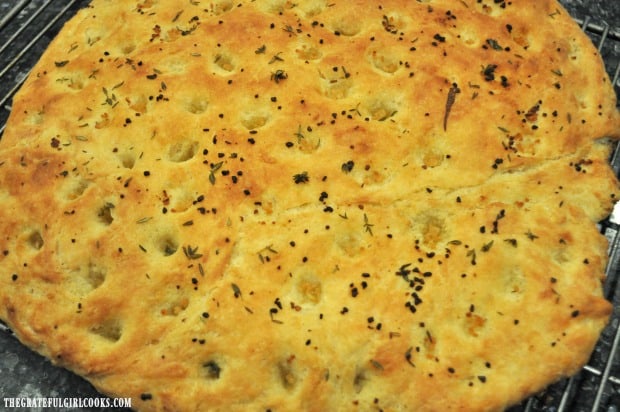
1,0 -> 620,410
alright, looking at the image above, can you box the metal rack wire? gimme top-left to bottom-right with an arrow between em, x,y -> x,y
0,1 -> 619,411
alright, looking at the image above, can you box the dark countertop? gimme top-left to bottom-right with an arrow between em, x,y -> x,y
0,1 -> 618,411
562,0 -> 620,23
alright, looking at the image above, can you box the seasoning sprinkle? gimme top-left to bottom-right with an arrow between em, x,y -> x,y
443,82 -> 461,131
293,171 -> 309,184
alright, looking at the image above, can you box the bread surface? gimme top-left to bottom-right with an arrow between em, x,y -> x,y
1,0 -> 620,411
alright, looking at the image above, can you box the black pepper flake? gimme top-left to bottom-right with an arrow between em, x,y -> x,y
482,64 -> 497,81
293,172 -> 309,184
341,160 -> 355,173
411,292 -> 423,305
140,393 -> 153,401
571,310 -> 580,318
11,274 -> 18,282
433,33 -> 446,42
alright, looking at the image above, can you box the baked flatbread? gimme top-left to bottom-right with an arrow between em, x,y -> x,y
1,0 -> 619,410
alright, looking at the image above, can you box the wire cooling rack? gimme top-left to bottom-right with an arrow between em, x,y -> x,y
0,1 -> 619,411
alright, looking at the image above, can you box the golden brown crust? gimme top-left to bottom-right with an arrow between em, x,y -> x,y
1,0 -> 619,411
